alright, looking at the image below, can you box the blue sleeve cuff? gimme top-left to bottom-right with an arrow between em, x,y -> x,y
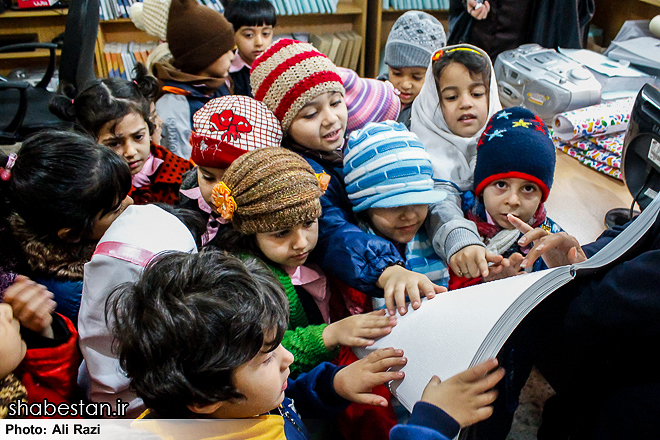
408,401 -> 460,439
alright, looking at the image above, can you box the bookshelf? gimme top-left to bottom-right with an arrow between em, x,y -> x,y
364,0 -> 448,78
0,0 -> 368,78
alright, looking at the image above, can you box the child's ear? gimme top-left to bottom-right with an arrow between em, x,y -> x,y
57,228 -> 81,243
187,401 -> 225,415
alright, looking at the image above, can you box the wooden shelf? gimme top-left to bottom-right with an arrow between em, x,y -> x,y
640,0 -> 660,7
0,48 -> 61,59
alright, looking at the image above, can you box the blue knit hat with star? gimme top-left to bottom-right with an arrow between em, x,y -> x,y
474,107 -> 556,202
344,121 -> 447,212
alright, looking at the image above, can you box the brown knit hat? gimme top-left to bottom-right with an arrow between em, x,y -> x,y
167,0 -> 235,75
212,148 -> 327,234
250,39 -> 344,134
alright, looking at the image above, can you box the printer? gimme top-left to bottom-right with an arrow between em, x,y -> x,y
494,44 -> 602,121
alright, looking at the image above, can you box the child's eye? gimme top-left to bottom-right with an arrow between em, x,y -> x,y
331,99 -> 343,107
263,30 -> 271,37
135,134 -> 145,141
244,32 -> 254,38
413,75 -> 424,81
302,111 -> 317,120
303,219 -> 317,228
202,175 -> 216,182
442,94 -> 457,102
522,184 -> 539,193
494,181 -> 507,189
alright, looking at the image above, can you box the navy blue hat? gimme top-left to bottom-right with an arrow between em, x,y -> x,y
474,107 -> 556,202
344,121 -> 447,212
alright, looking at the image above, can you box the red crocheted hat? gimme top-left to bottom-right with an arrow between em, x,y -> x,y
250,38 -> 344,133
191,95 -> 283,169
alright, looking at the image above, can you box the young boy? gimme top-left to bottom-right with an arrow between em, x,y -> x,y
153,0 -> 235,160
109,249 -> 505,439
383,11 -> 446,129
223,0 -> 277,97
450,106 -> 562,289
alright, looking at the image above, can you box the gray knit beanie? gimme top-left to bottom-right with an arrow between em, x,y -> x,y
384,11 -> 447,69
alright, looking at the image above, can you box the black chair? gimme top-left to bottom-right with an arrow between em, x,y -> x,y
0,0 -> 100,144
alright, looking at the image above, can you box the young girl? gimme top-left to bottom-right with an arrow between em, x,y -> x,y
49,63 -> 193,206
410,44 -> 504,285
0,130 -> 132,324
250,39 -> 444,317
177,95 -> 284,245
211,147 -> 397,376
343,121 -> 449,311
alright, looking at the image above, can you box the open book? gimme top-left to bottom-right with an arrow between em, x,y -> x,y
355,195 -> 660,412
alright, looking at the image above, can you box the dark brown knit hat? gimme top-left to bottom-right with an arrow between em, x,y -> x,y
167,0 -> 235,75
212,148 -> 326,235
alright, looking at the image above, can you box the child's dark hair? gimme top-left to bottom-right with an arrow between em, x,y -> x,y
107,249 -> 289,418
224,0 -> 277,32
49,63 -> 159,138
0,130 -> 131,240
432,49 -> 490,99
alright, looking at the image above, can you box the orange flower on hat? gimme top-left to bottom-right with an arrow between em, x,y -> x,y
212,182 -> 238,220
316,171 -> 331,192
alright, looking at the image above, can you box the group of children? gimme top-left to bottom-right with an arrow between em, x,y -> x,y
0,2 -> 570,439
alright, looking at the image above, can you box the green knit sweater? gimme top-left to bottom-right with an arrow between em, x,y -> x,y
268,264 -> 338,377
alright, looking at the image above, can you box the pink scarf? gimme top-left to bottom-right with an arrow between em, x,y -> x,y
131,154 -> 164,188
285,264 -> 331,324
179,187 -> 229,244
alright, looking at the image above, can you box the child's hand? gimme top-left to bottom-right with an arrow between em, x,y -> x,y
420,358 -> 504,428
3,276 -> 56,337
377,265 -> 446,316
509,214 -> 587,268
333,347 -> 407,406
322,309 -> 397,350
450,245 -> 504,279
483,253 -> 524,282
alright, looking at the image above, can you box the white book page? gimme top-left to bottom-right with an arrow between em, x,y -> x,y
355,269 -> 561,412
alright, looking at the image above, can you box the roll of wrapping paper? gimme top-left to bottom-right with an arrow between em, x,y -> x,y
555,142 -> 622,179
552,97 -> 634,141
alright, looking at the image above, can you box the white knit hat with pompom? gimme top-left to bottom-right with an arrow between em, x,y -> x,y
129,0 -> 171,41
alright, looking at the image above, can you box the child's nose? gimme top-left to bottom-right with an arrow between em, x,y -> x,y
506,192 -> 521,206
255,34 -> 264,47
322,108 -> 339,126
292,230 -> 308,249
280,345 -> 294,370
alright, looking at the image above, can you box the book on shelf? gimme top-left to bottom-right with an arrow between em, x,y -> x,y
326,33 -> 342,65
99,0 -> 222,20
309,31 -> 361,70
356,194 -> 660,413
98,41 -> 158,80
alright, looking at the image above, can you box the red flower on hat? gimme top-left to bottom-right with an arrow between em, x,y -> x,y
210,110 -> 252,142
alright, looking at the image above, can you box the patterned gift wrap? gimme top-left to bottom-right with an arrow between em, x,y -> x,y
555,141 -> 622,180
552,97 -> 634,141
588,132 -> 625,156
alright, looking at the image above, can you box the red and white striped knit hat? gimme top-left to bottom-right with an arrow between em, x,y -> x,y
191,95 -> 283,169
250,39 -> 344,134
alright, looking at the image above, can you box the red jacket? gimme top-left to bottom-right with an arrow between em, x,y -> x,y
129,143 -> 193,205
15,314 -> 80,411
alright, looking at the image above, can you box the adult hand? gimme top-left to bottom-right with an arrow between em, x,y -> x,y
467,0 -> 490,20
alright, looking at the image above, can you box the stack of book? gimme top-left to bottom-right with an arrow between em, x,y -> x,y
309,31 -> 362,71
99,0 -> 223,21
96,41 -> 158,79
269,0 -> 339,15
382,0 -> 448,10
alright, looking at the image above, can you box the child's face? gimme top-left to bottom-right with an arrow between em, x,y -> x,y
482,178 -> 542,229
199,49 -> 235,79
288,91 -> 347,153
195,343 -> 294,418
98,111 -> 152,176
388,66 -> 427,105
235,24 -> 273,66
255,219 -> 319,267
197,166 -> 227,214
0,303 -> 27,379
367,205 -> 428,244
89,195 -> 134,240
437,62 -> 489,138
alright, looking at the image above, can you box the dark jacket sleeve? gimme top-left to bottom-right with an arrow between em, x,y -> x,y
303,157 -> 403,297
389,402 -> 459,440
286,361 -> 349,419
563,215 -> 660,350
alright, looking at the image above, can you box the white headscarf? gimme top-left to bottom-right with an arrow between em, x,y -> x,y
411,44 -> 501,191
